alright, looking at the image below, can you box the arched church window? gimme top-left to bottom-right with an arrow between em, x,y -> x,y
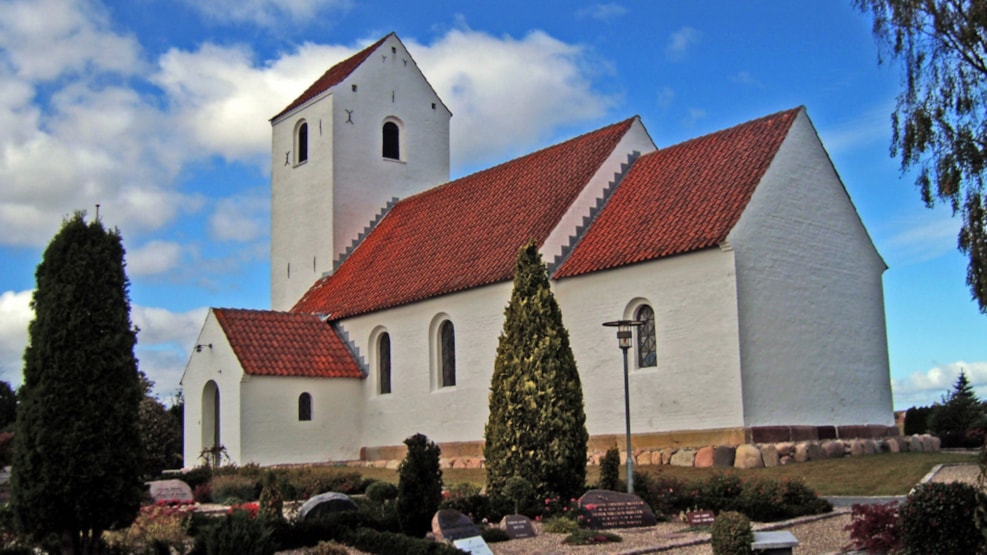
296,121 -> 309,164
379,332 -> 392,395
439,320 -> 456,387
382,121 -> 400,160
298,392 -> 312,421
636,305 -> 657,368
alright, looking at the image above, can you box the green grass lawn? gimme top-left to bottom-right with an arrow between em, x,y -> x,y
351,451 -> 978,497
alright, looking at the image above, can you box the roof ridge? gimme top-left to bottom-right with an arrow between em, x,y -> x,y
271,33 -> 393,121
659,107 -> 802,151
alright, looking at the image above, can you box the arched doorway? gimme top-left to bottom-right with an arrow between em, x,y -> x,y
201,380 -> 221,465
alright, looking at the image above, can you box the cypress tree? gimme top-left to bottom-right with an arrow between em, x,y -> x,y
484,241 -> 588,502
396,433 -> 443,538
11,212 -> 144,554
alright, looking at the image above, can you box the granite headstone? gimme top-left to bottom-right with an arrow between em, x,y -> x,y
577,489 -> 657,530
298,492 -> 358,521
147,479 -> 194,503
431,509 -> 480,542
500,514 -> 536,539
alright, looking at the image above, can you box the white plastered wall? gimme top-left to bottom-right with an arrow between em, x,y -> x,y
728,109 -> 894,427
239,376 -> 365,465
555,249 -> 746,436
180,310 -> 246,466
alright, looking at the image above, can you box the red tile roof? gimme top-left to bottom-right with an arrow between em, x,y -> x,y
271,34 -> 390,121
213,308 -> 363,378
292,117 -> 637,318
555,108 -> 800,278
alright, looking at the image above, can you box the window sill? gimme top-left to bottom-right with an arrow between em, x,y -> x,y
382,157 -> 406,165
293,160 -> 308,168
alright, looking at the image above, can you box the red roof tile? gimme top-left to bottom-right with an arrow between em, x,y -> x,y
292,118 -> 637,318
271,34 -> 390,121
213,308 -> 363,378
555,108 -> 800,278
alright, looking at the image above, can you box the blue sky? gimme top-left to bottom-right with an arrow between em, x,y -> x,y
1,0 -> 985,409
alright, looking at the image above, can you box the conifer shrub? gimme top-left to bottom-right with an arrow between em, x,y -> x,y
598,446 -> 621,491
710,511 -> 753,555
193,508 -> 274,555
484,242 -> 588,502
439,494 -> 492,523
396,433 -> 443,537
364,481 -> 398,504
898,481 -> 984,554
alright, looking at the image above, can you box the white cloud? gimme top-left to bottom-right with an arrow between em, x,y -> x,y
577,3 -> 627,22
127,240 -> 185,277
893,361 -> 987,408
818,102 -> 894,154
656,86 -> 675,109
731,71 -> 763,88
0,290 -> 32,386
683,108 -> 707,127
665,26 -> 701,61
411,29 -> 614,167
209,191 -> 270,242
178,0 -> 351,27
881,209 -> 961,266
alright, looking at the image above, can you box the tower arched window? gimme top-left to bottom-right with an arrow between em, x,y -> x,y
378,332 -> 392,395
382,121 -> 400,160
636,305 -> 657,368
298,392 -> 312,421
439,320 -> 456,387
296,121 -> 309,164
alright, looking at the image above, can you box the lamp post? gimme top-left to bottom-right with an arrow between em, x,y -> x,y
602,319 -> 644,494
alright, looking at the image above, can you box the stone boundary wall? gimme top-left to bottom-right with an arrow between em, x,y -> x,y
346,434 -> 940,470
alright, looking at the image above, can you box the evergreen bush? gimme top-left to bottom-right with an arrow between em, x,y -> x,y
396,433 -> 443,537
501,475 -> 534,515
364,481 -> 398,504
599,446 -> 621,491
480,526 -> 510,543
631,471 -> 682,520
258,471 -> 286,525
439,494 -> 491,523
899,481 -> 984,554
904,405 -> 934,435
194,509 -> 274,555
484,241 -> 588,502
710,511 -> 753,555
930,371 -> 986,447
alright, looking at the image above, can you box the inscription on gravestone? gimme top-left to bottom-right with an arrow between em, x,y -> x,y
685,510 -> 716,526
147,479 -> 194,503
577,489 -> 657,530
500,514 -> 536,539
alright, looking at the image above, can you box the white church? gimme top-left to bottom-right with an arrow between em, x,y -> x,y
181,33 -> 896,467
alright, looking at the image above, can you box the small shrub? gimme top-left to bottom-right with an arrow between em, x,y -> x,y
310,541 -> 349,555
193,482 -> 212,503
211,474 -> 260,504
542,516 -> 580,534
195,508 -> 274,555
344,528 -> 464,555
697,473 -> 743,513
899,481 -> 984,555
439,494 -> 491,523
632,470 -> 683,520
181,466 -> 213,491
843,502 -> 901,554
396,433 -> 443,538
365,481 -> 398,504
736,477 -> 783,522
539,494 -> 581,519
480,526 -> 510,543
598,446 -> 621,491
102,500 -> 194,554
563,529 -> 622,545
258,471 -> 285,524
501,475 -> 534,515
445,481 -> 481,499
780,478 -> 832,518
710,511 -> 753,555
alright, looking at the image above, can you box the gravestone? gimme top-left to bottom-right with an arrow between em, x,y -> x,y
298,492 -> 358,521
432,509 -> 481,542
685,510 -> 715,527
452,536 -> 494,555
500,514 -> 536,539
147,479 -> 194,503
578,489 -> 657,530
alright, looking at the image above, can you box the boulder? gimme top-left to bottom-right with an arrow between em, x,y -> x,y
713,446 -> 736,467
650,451 -> 664,465
775,442 -> 795,457
849,440 -> 867,456
298,492 -> 358,522
694,446 -> 715,468
821,440 -> 844,458
909,435 -> 924,452
759,445 -> 780,467
885,437 -> 901,453
670,449 -> 696,467
734,444 -> 764,469
660,448 -> 677,465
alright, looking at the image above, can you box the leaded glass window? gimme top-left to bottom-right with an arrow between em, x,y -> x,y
440,320 -> 456,387
379,332 -> 392,395
636,305 -> 657,368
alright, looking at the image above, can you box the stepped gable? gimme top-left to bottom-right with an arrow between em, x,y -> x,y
213,308 -> 363,378
271,34 -> 390,121
555,107 -> 800,279
292,117 -> 637,319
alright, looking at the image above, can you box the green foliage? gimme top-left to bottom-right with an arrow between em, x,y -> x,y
599,446 -> 621,491
930,370 -> 985,447
258,471 -> 286,525
0,382 -> 16,431
344,528 -> 464,555
899,481 -> 984,554
904,404 -> 934,435
195,509 -> 274,555
211,474 -> 260,504
710,511 -> 753,555
484,241 -> 588,502
364,481 -> 398,504
480,526 -> 509,543
139,396 -> 183,476
854,0 -> 987,311
438,494 -> 491,523
541,516 -> 579,534
396,433 -> 443,537
630,470 -> 681,520
11,212 -> 145,553
502,475 -> 534,515
563,529 -> 622,545
843,502 -> 901,554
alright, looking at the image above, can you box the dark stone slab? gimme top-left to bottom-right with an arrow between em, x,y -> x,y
432,509 -> 480,542
838,425 -> 868,439
685,510 -> 715,526
298,492 -> 358,521
712,446 -> 736,467
750,426 -> 791,444
578,489 -> 657,530
147,479 -> 194,503
816,426 -> 837,440
789,426 -> 818,442
500,514 -> 536,539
